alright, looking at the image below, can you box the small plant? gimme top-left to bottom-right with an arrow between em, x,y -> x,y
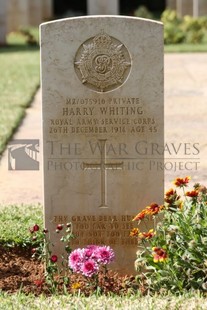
134,5 -> 153,20
131,177 -> 207,293
69,245 -> 115,276
69,245 -> 115,292
161,9 -> 207,44
19,27 -> 38,46
29,225 -> 133,295
29,222 -> 74,293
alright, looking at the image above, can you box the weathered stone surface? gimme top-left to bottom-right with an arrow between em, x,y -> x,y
40,16 -> 164,274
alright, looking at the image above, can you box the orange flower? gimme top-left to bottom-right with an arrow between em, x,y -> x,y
152,247 -> 167,263
145,203 -> 162,215
165,188 -> 180,204
132,210 -> 146,221
165,188 -> 176,197
185,190 -> 198,198
130,228 -> 139,237
165,188 -> 177,202
174,176 -> 191,187
139,229 -> 155,239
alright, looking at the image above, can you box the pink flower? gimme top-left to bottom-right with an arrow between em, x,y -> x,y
68,245 -> 115,277
86,245 -> 99,251
95,246 -> 115,265
68,248 -> 83,272
83,245 -> 99,260
81,259 -> 99,277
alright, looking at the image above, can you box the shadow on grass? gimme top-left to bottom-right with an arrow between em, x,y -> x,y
0,44 -> 39,53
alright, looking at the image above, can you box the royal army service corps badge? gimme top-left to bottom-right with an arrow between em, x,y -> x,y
74,31 -> 131,93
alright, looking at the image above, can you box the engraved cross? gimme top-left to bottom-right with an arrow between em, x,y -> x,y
83,139 -> 123,208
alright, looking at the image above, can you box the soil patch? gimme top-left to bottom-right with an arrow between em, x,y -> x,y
0,245 -> 44,295
0,245 -> 139,296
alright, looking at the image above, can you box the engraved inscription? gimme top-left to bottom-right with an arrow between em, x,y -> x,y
53,215 -> 137,246
74,31 -> 131,92
47,96 -> 160,135
83,139 -> 123,208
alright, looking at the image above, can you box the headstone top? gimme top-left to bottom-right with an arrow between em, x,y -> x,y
41,14 -> 163,26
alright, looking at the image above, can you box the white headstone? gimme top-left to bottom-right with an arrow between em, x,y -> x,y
29,0 -> 42,26
42,0 -> 53,21
87,0 -> 119,15
40,16 -> 164,275
7,0 -> 30,32
0,0 -> 7,45
199,0 -> 207,16
166,0 -> 176,10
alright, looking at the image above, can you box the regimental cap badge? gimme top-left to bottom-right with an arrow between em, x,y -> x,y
74,31 -> 131,93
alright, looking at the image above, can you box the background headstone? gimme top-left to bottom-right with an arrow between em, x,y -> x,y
7,0 -> 30,32
0,0 -> 7,45
166,0 -> 176,10
42,0 -> 53,21
177,0 -> 193,16
199,0 -> 207,16
87,0 -> 119,15
174,0 -> 207,17
29,0 -> 42,26
7,0 -> 52,32
41,16 -> 164,274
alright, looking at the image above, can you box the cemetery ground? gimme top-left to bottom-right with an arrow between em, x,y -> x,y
0,29 -> 39,154
1,204 -> 207,309
1,30 -> 207,309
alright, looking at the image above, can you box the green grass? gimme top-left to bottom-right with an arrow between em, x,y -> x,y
0,291 -> 207,310
165,43 -> 207,53
0,204 -> 43,247
0,30 -> 40,155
